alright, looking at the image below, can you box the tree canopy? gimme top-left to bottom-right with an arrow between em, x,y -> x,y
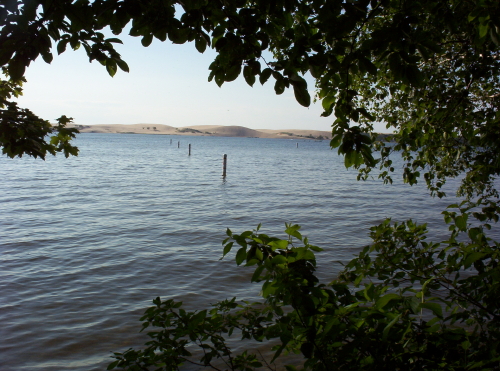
1,0 -> 499,201
2,0 -> 500,370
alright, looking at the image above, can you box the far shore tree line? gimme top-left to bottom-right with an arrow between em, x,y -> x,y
1,0 -> 499,370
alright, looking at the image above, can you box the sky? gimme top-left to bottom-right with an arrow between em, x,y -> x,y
16,33 -> 386,132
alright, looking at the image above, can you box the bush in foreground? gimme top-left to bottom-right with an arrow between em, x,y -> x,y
109,217 -> 499,370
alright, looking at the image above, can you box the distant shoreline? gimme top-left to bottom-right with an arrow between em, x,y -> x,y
70,124 -> 332,140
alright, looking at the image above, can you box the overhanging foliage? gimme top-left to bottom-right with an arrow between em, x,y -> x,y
1,0 -> 499,369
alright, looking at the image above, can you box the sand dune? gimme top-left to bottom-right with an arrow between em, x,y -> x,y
258,128 -> 332,138
190,125 -> 273,138
72,124 -> 332,140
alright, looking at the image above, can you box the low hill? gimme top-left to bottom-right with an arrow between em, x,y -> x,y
258,129 -> 331,139
189,125 -> 274,138
71,124 -> 332,140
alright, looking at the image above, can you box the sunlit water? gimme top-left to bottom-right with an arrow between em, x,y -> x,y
0,134 -> 489,370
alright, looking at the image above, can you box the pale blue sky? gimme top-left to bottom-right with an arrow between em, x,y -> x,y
16,34 -> 387,132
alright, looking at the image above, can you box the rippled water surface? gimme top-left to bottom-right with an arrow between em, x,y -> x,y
0,133 -> 475,370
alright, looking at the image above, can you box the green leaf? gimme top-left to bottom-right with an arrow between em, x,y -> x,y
235,247 -> 247,265
215,72 -> 224,87
406,296 -> 420,314
330,134 -> 342,148
141,34 -> 153,47
309,245 -> 323,252
322,95 -> 335,111
376,293 -> 400,310
463,252 -> 485,269
271,255 -> 287,265
116,59 -> 129,73
478,22 -> 489,38
490,27 -> 499,45
260,68 -> 272,84
274,78 -> 285,94
106,60 -> 117,77
271,343 -> 286,363
309,64 -> 323,78
223,242 -> 233,256
461,340 -> 471,350
57,40 -> 69,55
285,225 -> 302,240
251,265 -> 265,282
262,281 -> 276,297
107,360 -> 119,370
291,81 -> 311,107
255,248 -> 263,260
106,38 -> 123,44
382,314 -> 401,340
405,65 -> 424,87
357,107 -> 375,121
168,27 -> 189,44
419,302 -> 443,318
240,231 -> 253,239
323,316 -> 339,334
455,215 -> 468,231
300,342 -> 314,358
225,64 -> 241,82
191,309 -> 207,326
41,52 -> 53,64
243,65 -> 255,87
358,56 -> 377,76
195,36 -> 207,53
268,240 -> 288,250
8,60 -> 26,81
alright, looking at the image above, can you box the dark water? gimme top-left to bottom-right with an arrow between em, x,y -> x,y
0,133 -> 474,370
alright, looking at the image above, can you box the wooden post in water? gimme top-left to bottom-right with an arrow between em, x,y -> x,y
296,142 -> 298,148
188,144 -> 191,156
170,139 -> 172,145
178,141 -> 180,148
222,154 -> 227,178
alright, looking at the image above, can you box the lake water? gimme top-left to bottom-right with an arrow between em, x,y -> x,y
0,133 -> 481,370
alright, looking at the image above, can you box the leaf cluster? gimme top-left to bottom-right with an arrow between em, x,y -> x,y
2,0 -> 499,193
0,68 -> 78,159
109,220 -> 500,370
